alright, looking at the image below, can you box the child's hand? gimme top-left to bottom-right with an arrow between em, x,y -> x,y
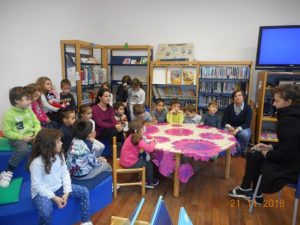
48,99 -> 54,104
52,196 -> 65,209
22,136 -> 34,143
61,193 -> 69,207
121,114 -> 127,122
115,124 -> 123,132
46,117 -> 51,123
139,149 -> 145,153
98,157 -> 107,162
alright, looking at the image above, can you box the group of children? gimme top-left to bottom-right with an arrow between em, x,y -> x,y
0,74 -> 222,225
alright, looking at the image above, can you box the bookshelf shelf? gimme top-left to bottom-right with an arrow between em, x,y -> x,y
150,61 -> 199,110
198,61 -> 253,112
255,71 -> 300,143
60,40 -> 108,107
107,45 -> 153,106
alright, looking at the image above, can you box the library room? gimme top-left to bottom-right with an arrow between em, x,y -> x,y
1,1 -> 300,225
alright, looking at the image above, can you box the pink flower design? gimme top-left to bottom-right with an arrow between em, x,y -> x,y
178,163 -> 194,183
165,128 -> 193,136
145,125 -> 159,134
152,151 -> 175,176
172,139 -> 221,160
196,125 -> 211,129
200,132 -> 224,140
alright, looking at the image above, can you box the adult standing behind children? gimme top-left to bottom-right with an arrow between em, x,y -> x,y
128,78 -> 145,120
60,79 -> 76,111
66,120 -> 112,189
228,84 -> 300,205
0,87 -> 41,187
29,129 -> 93,225
222,90 -> 252,156
92,88 -> 123,142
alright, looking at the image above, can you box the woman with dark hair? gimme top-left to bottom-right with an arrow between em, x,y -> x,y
228,84 -> 300,205
222,90 -> 252,156
92,88 -> 123,142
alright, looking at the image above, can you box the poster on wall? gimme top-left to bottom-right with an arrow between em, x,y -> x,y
156,43 -> 194,61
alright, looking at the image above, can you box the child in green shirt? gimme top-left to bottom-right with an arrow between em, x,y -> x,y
166,98 -> 184,124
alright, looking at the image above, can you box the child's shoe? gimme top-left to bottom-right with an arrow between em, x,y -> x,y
255,195 -> 264,205
0,171 -> 13,188
81,221 -> 93,225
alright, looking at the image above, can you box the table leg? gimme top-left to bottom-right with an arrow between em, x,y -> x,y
224,148 -> 231,179
174,153 -> 181,197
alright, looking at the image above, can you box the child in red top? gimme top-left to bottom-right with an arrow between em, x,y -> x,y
120,119 -> 159,188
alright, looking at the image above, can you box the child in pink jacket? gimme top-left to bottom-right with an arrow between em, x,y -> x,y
120,119 -> 159,188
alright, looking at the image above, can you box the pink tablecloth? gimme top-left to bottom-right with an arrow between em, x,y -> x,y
145,123 -> 237,181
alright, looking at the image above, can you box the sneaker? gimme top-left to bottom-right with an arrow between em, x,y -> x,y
112,184 -> 120,192
152,178 -> 159,187
0,171 -> 13,188
81,221 -> 93,225
255,195 -> 264,205
228,186 -> 253,200
145,182 -> 155,189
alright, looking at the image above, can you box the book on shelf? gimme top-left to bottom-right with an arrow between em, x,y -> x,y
131,59 -> 137,64
260,132 -> 277,140
123,58 -> 131,64
140,57 -> 148,64
182,68 -> 196,85
168,68 -> 182,85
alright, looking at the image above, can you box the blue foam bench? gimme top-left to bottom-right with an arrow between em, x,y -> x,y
0,172 -> 112,225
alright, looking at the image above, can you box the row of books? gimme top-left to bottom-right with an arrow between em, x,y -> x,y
68,54 -> 100,65
152,86 -> 196,100
200,66 -> 250,79
80,66 -> 106,85
199,82 -> 242,94
123,57 -> 148,65
198,96 -> 231,109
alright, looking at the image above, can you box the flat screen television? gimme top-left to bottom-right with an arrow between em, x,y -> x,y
255,25 -> 300,71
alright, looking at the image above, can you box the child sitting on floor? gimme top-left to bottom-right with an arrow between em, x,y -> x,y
133,104 -> 154,123
113,102 -> 129,133
200,100 -> 221,129
166,98 -> 184,124
151,98 -> 167,123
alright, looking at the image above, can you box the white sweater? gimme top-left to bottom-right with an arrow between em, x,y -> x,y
30,155 -> 72,199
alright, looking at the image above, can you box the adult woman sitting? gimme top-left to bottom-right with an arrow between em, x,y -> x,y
222,90 -> 252,156
92,88 -> 123,142
228,84 -> 300,205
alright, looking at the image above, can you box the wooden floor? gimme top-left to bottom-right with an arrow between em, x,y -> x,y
90,157 -> 299,225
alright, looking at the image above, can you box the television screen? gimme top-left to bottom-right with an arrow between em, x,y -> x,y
255,25 -> 300,71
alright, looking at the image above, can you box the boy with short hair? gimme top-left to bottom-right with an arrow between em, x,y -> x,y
113,102 -> 129,132
166,98 -> 184,123
200,100 -> 221,128
183,104 -> 202,124
60,78 -> 76,110
59,109 -> 76,152
133,104 -> 153,123
151,98 -> 167,123
0,86 -> 41,187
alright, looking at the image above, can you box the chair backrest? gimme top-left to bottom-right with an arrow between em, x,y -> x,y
129,197 -> 145,225
150,196 -> 173,225
178,207 -> 193,225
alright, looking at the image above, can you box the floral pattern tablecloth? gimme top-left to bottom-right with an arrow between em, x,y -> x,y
145,123 -> 237,181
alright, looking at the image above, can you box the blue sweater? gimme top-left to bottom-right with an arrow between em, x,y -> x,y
221,103 -> 252,129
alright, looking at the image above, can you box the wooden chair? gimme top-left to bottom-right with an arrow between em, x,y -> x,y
112,136 -> 146,198
249,100 -> 257,144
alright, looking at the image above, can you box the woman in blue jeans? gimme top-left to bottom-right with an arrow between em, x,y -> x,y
222,90 -> 252,156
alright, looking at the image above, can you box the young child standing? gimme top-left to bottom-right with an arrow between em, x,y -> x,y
133,104 -> 153,123
29,129 -> 93,225
59,109 -> 76,152
66,120 -> 112,189
79,104 -> 105,156
36,76 -> 64,123
200,100 -> 221,128
151,98 -> 167,123
183,104 -> 202,124
120,119 -> 158,188
113,102 -> 129,132
116,75 -> 131,110
0,87 -> 41,188
166,98 -> 184,124
60,79 -> 76,110
128,78 -> 145,120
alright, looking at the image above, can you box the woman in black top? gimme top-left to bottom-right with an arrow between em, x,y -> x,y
228,84 -> 300,205
222,90 -> 252,155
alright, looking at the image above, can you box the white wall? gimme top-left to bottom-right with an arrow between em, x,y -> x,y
0,0 -> 300,127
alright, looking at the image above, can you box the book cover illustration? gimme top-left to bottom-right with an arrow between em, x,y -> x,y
182,68 -> 196,85
131,59 -> 137,64
140,57 -> 148,64
168,68 -> 182,85
123,58 -> 131,64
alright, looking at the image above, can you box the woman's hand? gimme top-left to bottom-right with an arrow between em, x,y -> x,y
254,143 -> 273,152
